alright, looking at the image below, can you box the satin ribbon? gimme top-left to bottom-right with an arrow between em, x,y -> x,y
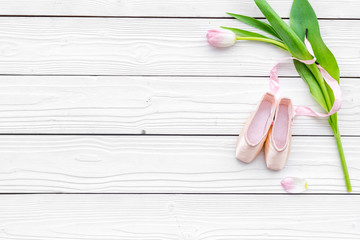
269,37 -> 342,118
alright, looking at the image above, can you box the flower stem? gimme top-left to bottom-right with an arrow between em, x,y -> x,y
306,64 -> 333,112
236,36 -> 288,50
308,65 -> 352,192
329,118 -> 352,192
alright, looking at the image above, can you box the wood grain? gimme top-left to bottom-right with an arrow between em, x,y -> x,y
0,0 -> 358,18
0,76 -> 358,135
0,135 -> 358,193
0,0 -> 358,235
0,18 -> 358,76
0,194 -> 359,240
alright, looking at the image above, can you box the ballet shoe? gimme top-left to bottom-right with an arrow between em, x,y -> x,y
235,92 -> 277,163
264,97 -> 294,170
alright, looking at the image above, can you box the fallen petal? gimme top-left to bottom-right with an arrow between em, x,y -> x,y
281,177 -> 308,193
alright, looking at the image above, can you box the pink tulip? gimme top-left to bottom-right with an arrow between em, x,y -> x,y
281,177 -> 308,193
207,29 -> 236,48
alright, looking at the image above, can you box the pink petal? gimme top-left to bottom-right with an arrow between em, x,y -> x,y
281,177 -> 308,193
206,29 -> 236,48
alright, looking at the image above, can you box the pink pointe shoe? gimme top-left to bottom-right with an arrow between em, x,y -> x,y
235,93 -> 277,163
264,98 -> 294,170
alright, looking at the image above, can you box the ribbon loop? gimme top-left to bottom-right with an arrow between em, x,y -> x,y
269,37 -> 342,118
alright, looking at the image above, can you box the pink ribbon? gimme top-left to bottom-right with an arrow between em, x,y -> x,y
269,37 -> 342,118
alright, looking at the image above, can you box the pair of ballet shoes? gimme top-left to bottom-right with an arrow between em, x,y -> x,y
235,92 -> 294,170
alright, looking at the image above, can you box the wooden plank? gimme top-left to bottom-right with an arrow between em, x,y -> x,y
0,18 -> 358,76
0,194 -> 359,240
0,76 -> 358,135
0,135 -> 358,193
0,0 -> 358,18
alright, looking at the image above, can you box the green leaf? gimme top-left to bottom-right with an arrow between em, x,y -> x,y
289,1 -> 350,192
293,60 -> 328,110
289,0 -> 339,113
290,0 -> 340,82
290,0 -> 338,120
253,0 -> 312,60
221,26 -> 288,50
226,12 -> 281,39
221,26 -> 273,39
254,0 -> 331,113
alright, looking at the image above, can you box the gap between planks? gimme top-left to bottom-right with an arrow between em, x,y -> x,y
0,0 -> 358,18
0,192 -> 358,196
0,134 -> 360,138
0,15 -> 360,20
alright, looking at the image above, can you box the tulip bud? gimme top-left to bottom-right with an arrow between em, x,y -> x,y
281,177 -> 308,193
207,29 -> 236,48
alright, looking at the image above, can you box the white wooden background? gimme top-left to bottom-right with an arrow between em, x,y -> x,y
0,0 -> 359,239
